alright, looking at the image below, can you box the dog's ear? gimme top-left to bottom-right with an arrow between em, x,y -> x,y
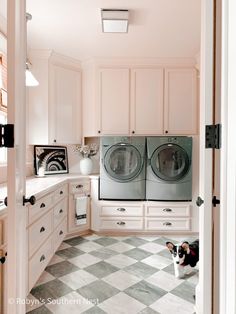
166,242 -> 174,251
182,242 -> 190,254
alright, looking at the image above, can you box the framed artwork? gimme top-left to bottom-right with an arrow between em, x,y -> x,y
34,145 -> 69,176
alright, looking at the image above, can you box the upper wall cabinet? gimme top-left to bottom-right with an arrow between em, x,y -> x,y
130,68 -> 164,135
164,68 -> 198,135
98,68 -> 130,135
82,61 -> 198,137
28,51 -> 82,145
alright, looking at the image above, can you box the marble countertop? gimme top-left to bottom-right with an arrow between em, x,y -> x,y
0,173 -> 99,215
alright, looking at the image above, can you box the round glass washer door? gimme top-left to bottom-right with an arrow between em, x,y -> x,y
150,144 -> 190,182
104,144 -> 143,182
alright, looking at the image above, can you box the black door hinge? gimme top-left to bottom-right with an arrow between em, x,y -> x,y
212,196 -> 220,207
205,124 -> 221,149
0,124 -> 14,148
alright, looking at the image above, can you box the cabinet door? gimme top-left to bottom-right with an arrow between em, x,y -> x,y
131,68 -> 164,135
98,68 -> 129,135
49,65 -> 82,144
164,68 -> 198,135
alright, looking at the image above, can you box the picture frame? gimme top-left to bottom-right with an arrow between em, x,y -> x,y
34,145 -> 69,176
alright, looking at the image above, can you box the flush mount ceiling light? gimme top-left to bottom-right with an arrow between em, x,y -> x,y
101,9 -> 129,33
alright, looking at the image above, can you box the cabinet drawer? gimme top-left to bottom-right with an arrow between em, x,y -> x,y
145,218 -> 191,231
53,219 -> 67,252
28,193 -> 54,224
69,180 -> 90,195
101,205 -> 143,217
29,210 -> 53,258
54,184 -> 68,203
28,236 -> 53,291
53,198 -> 67,228
100,218 -> 143,230
146,204 -> 190,217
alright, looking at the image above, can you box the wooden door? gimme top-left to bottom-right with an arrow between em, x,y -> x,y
164,68 -> 198,135
98,68 -> 129,135
130,68 -> 164,135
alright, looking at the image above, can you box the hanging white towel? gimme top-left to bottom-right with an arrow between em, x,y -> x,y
75,195 -> 87,225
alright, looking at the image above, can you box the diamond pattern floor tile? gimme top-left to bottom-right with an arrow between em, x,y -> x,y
28,234 -> 199,314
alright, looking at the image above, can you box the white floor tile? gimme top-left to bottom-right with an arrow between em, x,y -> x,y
138,236 -> 160,242
106,242 -> 135,253
69,253 -> 101,268
139,242 -> 164,254
142,254 -> 172,269
98,292 -> 146,314
75,241 -> 103,252
102,270 -> 141,290
146,270 -> 184,291
150,293 -> 195,314
105,254 -> 136,269
45,291 -> 93,314
59,269 -> 97,290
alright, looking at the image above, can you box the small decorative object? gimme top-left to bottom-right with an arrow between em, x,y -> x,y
74,143 -> 98,175
34,145 -> 69,176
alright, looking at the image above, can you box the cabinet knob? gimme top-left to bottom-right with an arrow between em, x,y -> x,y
132,131 -> 135,134
54,139 -> 57,143
59,209 -> 63,214
98,130 -> 101,134
23,195 -> 36,206
165,130 -> 168,134
59,230 -> 63,235
60,190 -> 63,195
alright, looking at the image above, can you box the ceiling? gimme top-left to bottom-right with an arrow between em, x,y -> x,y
2,0 -> 201,61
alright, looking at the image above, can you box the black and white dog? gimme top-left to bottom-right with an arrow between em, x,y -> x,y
166,239 -> 199,278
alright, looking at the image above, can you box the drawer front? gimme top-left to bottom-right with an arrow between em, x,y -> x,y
69,180 -> 90,195
29,210 -> 53,258
100,218 -> 143,230
53,198 -> 67,228
146,205 -> 190,217
28,236 -> 53,291
101,205 -> 143,217
145,218 -> 191,231
54,184 -> 68,203
29,193 -> 54,224
53,219 -> 67,252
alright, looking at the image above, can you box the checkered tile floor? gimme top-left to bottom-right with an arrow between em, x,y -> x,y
26,234 -> 198,314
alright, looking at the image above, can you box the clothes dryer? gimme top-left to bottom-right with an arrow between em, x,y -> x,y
146,136 -> 192,201
100,136 -> 146,200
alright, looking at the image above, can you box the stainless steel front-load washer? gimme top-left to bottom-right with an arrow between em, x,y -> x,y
99,136 -> 146,200
146,136 -> 192,201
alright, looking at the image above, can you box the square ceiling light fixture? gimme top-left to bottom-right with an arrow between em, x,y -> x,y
101,9 -> 129,33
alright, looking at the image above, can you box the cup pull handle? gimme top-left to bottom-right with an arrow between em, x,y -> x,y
59,209 -> 63,214
76,184 -> 83,189
117,208 -> 126,212
163,222 -> 172,226
163,208 -> 172,212
117,221 -> 126,226
60,191 -> 63,195
40,226 -> 45,233
40,255 -> 46,262
40,203 -> 46,208
59,230 -> 63,235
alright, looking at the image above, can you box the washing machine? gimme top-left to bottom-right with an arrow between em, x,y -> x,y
146,136 -> 192,201
100,136 -> 146,200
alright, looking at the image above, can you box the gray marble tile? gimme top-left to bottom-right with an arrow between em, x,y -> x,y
93,237 -> 118,247
124,262 -> 157,279
56,247 -> 85,259
27,306 -> 52,314
45,261 -> 79,278
156,249 -> 173,260
77,280 -> 119,303
90,248 -> 118,260
125,280 -> 167,306
170,281 -> 196,304
64,236 -> 89,246
82,306 -> 106,314
139,307 -> 160,314
154,237 -> 179,247
162,263 -> 175,275
124,248 -> 152,261
84,261 -> 119,278
31,279 -> 72,301
123,237 -> 148,247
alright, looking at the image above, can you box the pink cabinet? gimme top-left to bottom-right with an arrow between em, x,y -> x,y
164,68 -> 198,135
98,68 -> 130,135
131,68 -> 164,135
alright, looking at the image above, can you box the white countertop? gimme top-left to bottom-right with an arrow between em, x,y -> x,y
0,173 -> 99,215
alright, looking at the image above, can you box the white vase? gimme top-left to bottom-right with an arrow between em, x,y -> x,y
80,157 -> 93,175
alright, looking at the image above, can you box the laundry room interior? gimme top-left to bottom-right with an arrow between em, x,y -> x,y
0,1 -> 204,313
